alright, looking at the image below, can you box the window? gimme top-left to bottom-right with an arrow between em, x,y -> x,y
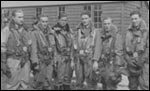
36,7 -> 42,18
84,5 -> 91,11
94,4 -> 102,28
58,6 -> 65,16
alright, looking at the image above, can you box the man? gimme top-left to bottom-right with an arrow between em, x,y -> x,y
138,26 -> 149,90
99,17 -> 122,90
1,9 -> 31,90
30,15 -> 54,90
52,13 -> 73,89
74,11 -> 102,89
1,10 -> 10,29
124,11 -> 148,90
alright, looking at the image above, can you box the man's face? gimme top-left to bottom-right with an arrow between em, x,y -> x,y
81,15 -> 90,26
131,14 -> 141,27
14,12 -> 24,25
40,17 -> 49,29
59,16 -> 67,27
103,19 -> 112,31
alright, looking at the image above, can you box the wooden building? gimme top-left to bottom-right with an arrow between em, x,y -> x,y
1,1 -> 149,33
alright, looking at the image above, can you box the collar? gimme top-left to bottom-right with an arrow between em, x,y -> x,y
37,23 -> 50,33
9,19 -> 22,31
128,19 -> 147,32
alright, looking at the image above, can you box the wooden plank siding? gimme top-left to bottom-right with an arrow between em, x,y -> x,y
42,6 -> 58,27
123,1 -> 148,32
101,3 -> 122,31
2,1 -> 148,31
66,5 -> 83,29
121,1 -> 149,42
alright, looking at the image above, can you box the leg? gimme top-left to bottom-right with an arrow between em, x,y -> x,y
128,75 -> 139,90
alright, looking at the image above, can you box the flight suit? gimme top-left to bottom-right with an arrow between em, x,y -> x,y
52,23 -> 73,87
74,22 -> 102,88
1,20 -> 31,90
124,19 -> 148,90
138,25 -> 149,90
100,24 -> 122,90
30,23 -> 54,89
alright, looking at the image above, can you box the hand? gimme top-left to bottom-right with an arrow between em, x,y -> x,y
28,40 -> 32,45
54,27 -> 61,31
1,47 -> 7,53
71,61 -> 75,69
79,50 -> 84,55
133,52 -> 138,58
23,46 -> 27,52
101,54 -> 105,59
48,47 -> 52,52
93,60 -> 98,71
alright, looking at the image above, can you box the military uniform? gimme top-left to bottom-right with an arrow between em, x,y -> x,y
30,23 -> 54,89
52,23 -> 73,88
124,19 -> 148,90
138,25 -> 149,90
1,20 -> 31,90
100,24 -> 122,90
74,22 -> 102,88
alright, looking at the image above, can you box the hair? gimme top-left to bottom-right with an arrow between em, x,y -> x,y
130,10 -> 142,17
12,9 -> 23,17
58,13 -> 67,19
39,14 -> 48,19
81,11 -> 91,17
103,17 -> 113,22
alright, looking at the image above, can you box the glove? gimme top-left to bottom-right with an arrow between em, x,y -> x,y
128,59 -> 137,67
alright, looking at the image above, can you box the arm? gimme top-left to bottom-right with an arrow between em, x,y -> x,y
93,29 -> 103,61
114,33 -> 124,66
1,27 -> 10,53
30,31 -> 39,64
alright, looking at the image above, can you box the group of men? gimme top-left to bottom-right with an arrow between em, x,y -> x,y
1,9 -> 149,90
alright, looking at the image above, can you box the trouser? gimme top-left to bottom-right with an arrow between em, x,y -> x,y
99,57 -> 122,90
33,60 -> 53,89
6,57 -> 30,90
127,65 -> 140,90
74,57 -> 93,86
138,63 -> 149,90
56,55 -> 72,83
1,71 -> 8,90
128,75 -> 139,90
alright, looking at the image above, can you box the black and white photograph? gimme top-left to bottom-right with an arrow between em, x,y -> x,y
1,1 -> 149,90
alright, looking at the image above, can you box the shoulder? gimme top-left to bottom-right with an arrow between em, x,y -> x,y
140,19 -> 148,32
111,24 -> 118,32
1,26 -> 11,35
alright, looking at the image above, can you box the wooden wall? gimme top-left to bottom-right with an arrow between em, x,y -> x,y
42,6 -> 57,27
123,1 -> 148,31
101,3 -> 122,31
2,1 -> 148,31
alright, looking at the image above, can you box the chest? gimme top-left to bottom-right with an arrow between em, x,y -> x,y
78,29 -> 95,50
7,30 -> 27,49
55,33 -> 67,48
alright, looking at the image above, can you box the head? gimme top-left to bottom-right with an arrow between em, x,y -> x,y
58,13 -> 68,27
33,16 -> 39,25
39,15 -> 49,29
130,11 -> 142,27
103,17 -> 113,31
12,10 -> 24,25
81,11 -> 91,26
